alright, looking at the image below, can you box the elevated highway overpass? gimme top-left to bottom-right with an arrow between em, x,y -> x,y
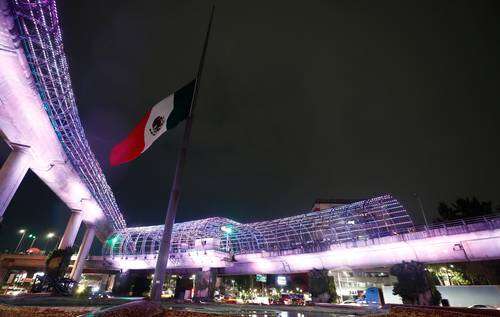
0,0 -> 125,280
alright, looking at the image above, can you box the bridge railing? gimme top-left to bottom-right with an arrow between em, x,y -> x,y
258,215 -> 500,258
328,215 -> 500,251
407,215 -> 499,239
9,0 -> 126,230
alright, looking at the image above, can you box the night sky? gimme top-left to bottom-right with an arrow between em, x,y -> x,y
1,0 -> 500,252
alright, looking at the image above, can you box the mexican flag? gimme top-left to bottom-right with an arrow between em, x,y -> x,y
110,80 -> 195,166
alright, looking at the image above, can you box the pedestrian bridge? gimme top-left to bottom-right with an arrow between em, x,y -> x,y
103,196 -> 500,274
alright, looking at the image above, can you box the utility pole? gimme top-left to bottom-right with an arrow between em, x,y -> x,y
413,193 -> 429,227
14,229 -> 26,253
150,6 -> 215,302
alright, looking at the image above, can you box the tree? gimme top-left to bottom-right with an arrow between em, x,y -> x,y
426,264 -> 471,286
390,261 -> 441,306
308,269 -> 337,303
437,197 -> 493,221
455,261 -> 500,285
130,274 -> 151,297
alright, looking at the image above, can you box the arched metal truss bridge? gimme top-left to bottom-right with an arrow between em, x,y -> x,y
103,195 -> 414,257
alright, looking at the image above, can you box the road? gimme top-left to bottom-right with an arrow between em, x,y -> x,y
162,302 -> 383,317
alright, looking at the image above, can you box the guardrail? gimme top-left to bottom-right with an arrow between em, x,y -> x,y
259,215 -> 500,257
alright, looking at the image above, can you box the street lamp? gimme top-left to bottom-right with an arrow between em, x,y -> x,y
28,234 -> 37,249
412,193 -> 429,227
221,225 -> 232,252
43,232 -> 57,253
14,229 -> 27,253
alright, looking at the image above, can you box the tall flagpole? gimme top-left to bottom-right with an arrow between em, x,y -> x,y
151,5 -> 215,302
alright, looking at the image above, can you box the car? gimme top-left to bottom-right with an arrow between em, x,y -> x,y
288,294 -> 305,306
468,304 -> 499,310
213,294 -> 224,302
5,287 -> 28,296
249,296 -> 270,305
273,294 -> 305,306
88,290 -> 111,300
221,295 -> 237,304
340,299 -> 367,306
341,299 -> 357,304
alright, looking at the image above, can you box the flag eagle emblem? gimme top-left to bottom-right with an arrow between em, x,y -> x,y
149,116 -> 165,136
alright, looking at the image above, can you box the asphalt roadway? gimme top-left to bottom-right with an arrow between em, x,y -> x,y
162,302 -> 384,317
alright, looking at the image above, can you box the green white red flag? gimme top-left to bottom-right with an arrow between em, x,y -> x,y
109,80 -> 195,166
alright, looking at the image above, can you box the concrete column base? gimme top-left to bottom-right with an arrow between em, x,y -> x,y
70,224 -> 95,282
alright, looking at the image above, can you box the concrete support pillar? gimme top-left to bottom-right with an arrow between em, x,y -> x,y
58,210 -> 83,249
0,146 -> 31,222
70,224 -> 95,282
106,274 -> 116,292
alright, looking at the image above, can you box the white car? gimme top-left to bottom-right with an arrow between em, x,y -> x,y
468,304 -> 499,310
5,287 -> 27,296
340,299 -> 367,306
250,296 -> 270,305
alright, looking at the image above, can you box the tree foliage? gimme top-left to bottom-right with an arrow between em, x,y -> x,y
308,269 -> 337,303
390,261 -> 441,306
130,274 -> 152,296
428,261 -> 500,285
426,264 -> 471,286
437,197 -> 493,221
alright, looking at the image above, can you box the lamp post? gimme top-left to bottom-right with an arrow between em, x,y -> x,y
28,234 -> 37,249
221,225 -> 232,252
412,193 -> 429,227
14,229 -> 26,253
190,274 -> 196,299
43,232 -> 56,254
